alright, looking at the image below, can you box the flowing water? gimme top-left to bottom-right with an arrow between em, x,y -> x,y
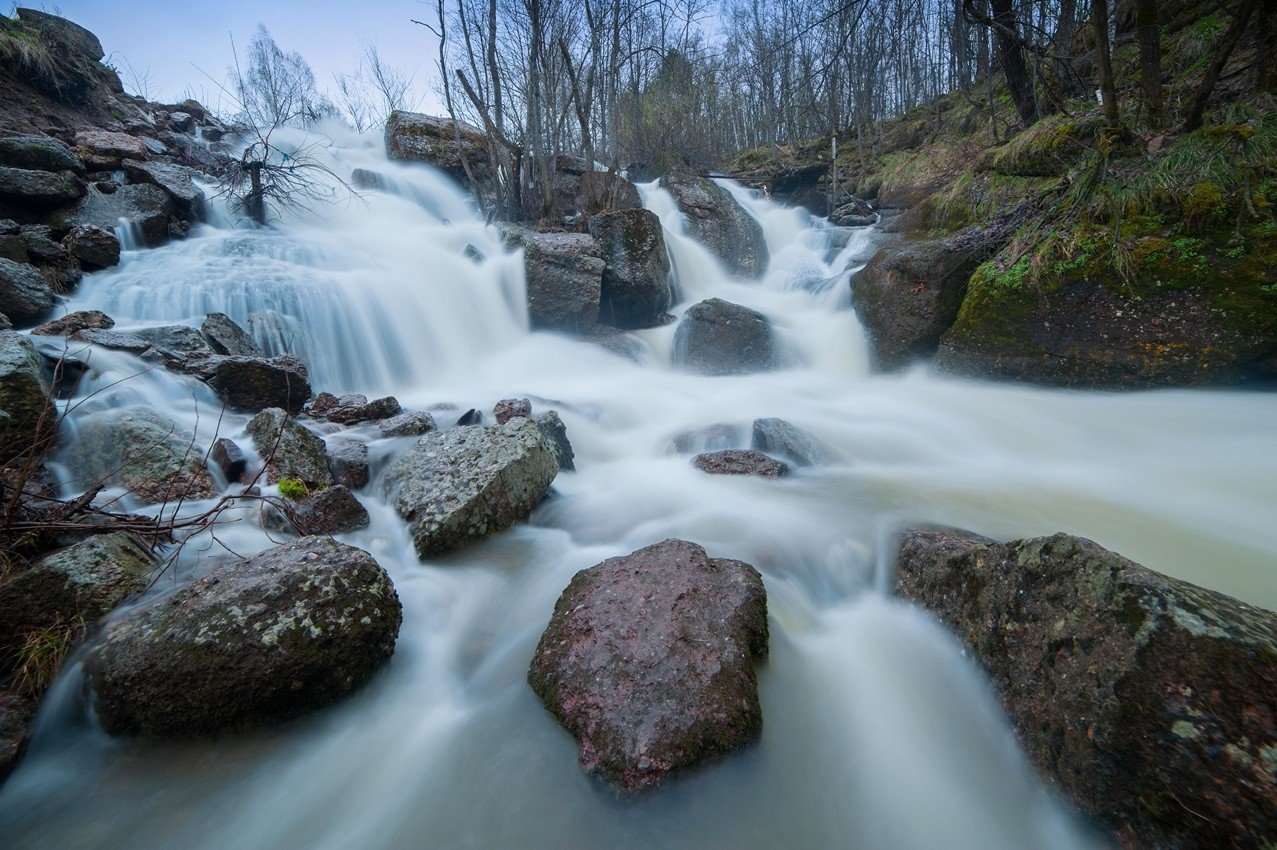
2,125 -> 1275,849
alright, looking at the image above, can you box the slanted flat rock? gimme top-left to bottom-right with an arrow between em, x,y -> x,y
0,330 -> 57,462
0,258 -> 54,325
0,532 -> 156,655
62,406 -> 219,505
693,449 -> 789,477
658,172 -> 768,277
750,418 -> 836,466
383,418 -> 558,557
896,530 -> 1277,849
88,537 -> 402,736
529,539 -> 768,791
246,408 -> 333,489
183,354 -> 311,413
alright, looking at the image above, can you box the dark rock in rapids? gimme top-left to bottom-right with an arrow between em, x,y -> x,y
528,539 -> 768,792
588,208 -> 673,329
88,537 -> 402,736
327,437 -> 370,489
383,418 -> 558,558
692,449 -> 789,478
0,258 -> 55,325
850,217 -> 1011,371
493,397 -> 532,424
455,408 -> 483,427
895,530 -> 1277,849
508,228 -> 604,332
182,354 -> 311,414
210,437 -> 249,484
378,410 -> 437,438
53,184 -> 173,248
61,224 -> 120,270
61,406 -> 219,504
245,408 -> 333,490
200,313 -> 261,357
534,410 -> 575,472
0,532 -> 156,656
672,298 -> 776,376
292,485 -> 370,535
750,418 -> 836,467
123,160 -> 206,219
31,309 -> 115,336
0,331 -> 57,462
658,172 -> 768,278
0,695 -> 36,783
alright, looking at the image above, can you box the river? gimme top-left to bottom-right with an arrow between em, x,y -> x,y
1,125 -> 1274,849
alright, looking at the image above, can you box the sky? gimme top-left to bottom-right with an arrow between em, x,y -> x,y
26,0 -> 444,113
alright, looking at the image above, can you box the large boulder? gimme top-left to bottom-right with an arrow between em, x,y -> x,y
200,312 -> 260,356
0,330 -> 57,462
63,407 -> 219,505
672,298 -> 776,376
61,224 -> 120,270
528,539 -> 768,792
246,408 -> 333,489
0,532 -> 156,655
851,221 -> 1005,371
88,537 -> 402,736
0,135 -> 85,174
123,161 -> 206,219
54,184 -> 173,247
73,130 -> 148,165
588,208 -> 673,329
937,272 -> 1277,388
384,111 -> 491,183
658,172 -> 768,277
896,530 -> 1277,849
14,9 -> 105,61
182,354 -> 312,413
0,258 -> 54,326
506,228 -> 604,332
383,418 -> 558,558
575,171 -> 642,217
0,167 -> 84,209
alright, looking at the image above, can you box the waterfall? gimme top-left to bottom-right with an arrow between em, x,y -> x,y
3,126 -> 1275,850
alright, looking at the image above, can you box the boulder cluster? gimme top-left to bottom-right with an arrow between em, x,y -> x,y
0,8 -> 237,332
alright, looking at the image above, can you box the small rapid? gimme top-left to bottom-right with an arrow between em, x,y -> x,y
1,125 -> 1274,850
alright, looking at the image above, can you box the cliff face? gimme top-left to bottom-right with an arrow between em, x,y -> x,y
727,2 -> 1277,388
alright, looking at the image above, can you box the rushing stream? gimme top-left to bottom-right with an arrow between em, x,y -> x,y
1,126 -> 1275,849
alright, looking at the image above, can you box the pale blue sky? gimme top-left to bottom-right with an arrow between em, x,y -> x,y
26,1 -> 443,112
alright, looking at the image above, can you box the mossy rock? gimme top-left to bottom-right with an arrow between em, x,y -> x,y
937,218 -> 1277,387
991,112 -> 1105,177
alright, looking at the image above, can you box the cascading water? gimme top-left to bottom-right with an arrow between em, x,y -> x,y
2,125 -> 1275,850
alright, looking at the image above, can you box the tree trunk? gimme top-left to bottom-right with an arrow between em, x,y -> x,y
1134,0 -> 1163,126
1253,0 -> 1277,92
1184,0 -> 1259,131
1093,0 -> 1121,133
980,0 -> 1040,126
